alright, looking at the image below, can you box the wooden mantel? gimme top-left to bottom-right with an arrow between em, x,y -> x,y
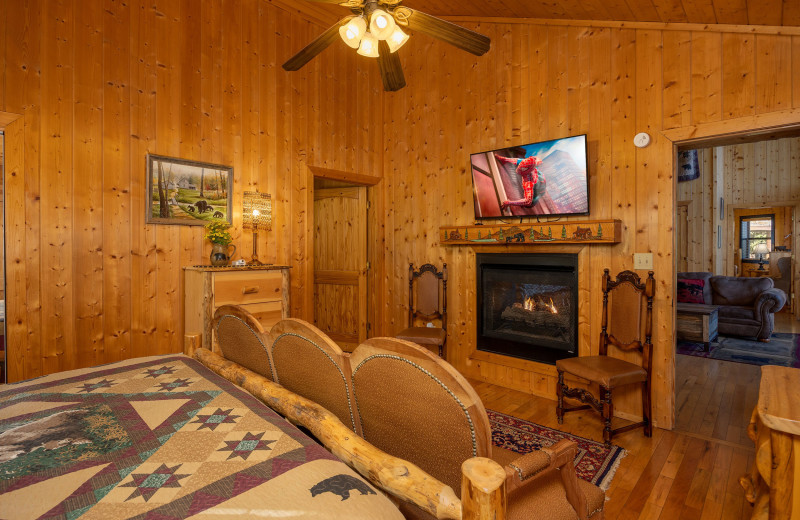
440,219 -> 622,246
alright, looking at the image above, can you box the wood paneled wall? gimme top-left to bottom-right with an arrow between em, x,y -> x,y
1,0 -> 382,382
376,22 -> 800,428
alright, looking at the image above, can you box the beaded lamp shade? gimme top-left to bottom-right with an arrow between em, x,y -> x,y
242,191 -> 272,231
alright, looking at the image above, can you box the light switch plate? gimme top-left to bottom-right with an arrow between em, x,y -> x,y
634,253 -> 653,270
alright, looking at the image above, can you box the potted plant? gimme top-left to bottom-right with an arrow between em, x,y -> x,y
205,221 -> 236,266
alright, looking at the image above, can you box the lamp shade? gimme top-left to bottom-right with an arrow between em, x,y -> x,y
339,17 -> 367,49
369,9 -> 396,40
386,26 -> 409,53
357,32 -> 380,58
242,191 -> 272,230
753,242 -> 770,255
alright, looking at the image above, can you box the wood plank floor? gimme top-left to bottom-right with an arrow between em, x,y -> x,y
471,372 -> 756,520
466,314 -> 800,520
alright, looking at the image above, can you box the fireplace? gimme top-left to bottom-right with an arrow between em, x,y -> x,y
476,253 -> 578,365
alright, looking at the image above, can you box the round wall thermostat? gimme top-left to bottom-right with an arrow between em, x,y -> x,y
633,132 -> 651,148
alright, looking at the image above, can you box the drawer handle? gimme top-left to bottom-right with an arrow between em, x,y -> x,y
242,286 -> 261,295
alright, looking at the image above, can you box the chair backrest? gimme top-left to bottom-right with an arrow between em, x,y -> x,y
212,305 -> 274,381
600,269 -> 655,369
408,263 -> 447,329
267,319 -> 360,433
348,337 -> 491,496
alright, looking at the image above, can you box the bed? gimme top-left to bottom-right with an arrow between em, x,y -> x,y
0,354 -> 403,519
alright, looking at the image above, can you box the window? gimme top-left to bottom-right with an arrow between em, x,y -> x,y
740,214 -> 775,262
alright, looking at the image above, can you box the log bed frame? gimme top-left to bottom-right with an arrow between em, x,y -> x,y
194,346 -> 510,520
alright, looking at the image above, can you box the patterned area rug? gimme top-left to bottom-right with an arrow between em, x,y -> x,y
487,409 -> 626,490
677,332 -> 800,367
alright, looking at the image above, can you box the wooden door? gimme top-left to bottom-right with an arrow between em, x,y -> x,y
313,186 -> 368,351
677,202 -> 689,273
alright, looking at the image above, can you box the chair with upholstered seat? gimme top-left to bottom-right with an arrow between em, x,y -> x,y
349,336 -> 605,520
395,263 -> 448,358
267,318 -> 360,434
556,269 -> 655,447
212,305 -> 274,381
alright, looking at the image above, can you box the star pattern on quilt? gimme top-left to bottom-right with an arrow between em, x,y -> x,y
191,408 -> 242,431
217,432 -> 276,460
142,365 -> 178,379
120,463 -> 191,502
156,378 -> 193,392
76,379 -> 116,393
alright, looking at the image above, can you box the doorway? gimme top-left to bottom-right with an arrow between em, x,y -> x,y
0,132 -> 4,383
671,122 -> 800,442
312,178 -> 369,352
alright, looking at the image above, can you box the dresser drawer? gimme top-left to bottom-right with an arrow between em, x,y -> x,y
238,301 -> 284,330
214,271 -> 283,305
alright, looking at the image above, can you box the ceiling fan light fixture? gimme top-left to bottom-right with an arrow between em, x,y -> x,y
357,31 -> 380,58
386,26 -> 409,53
339,16 -> 367,49
369,9 -> 396,40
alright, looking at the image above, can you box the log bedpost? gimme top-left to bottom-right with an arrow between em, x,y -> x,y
461,457 -> 507,520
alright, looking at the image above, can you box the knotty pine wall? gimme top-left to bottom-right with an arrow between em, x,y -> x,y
1,0 -> 383,382
678,138 -> 799,314
376,21 -> 800,428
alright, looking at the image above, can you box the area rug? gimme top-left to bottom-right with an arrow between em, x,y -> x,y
676,332 -> 800,367
487,409 -> 626,490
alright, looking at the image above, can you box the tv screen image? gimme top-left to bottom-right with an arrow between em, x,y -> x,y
470,134 -> 589,219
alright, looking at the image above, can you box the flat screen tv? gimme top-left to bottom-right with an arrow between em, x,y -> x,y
469,134 -> 589,219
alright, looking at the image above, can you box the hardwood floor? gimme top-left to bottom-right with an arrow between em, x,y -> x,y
470,357 -> 760,519
472,316 -> 800,518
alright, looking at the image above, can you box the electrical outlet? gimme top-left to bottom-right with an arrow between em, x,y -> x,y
634,253 -> 653,270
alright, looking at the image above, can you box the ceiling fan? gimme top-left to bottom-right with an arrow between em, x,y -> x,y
282,0 -> 491,92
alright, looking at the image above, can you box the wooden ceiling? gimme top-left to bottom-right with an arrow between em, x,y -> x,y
303,0 -> 799,27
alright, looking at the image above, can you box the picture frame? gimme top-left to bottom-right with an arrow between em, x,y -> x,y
146,154 -> 233,226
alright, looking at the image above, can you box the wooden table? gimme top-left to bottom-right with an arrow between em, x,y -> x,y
676,303 -> 720,352
740,366 -> 800,519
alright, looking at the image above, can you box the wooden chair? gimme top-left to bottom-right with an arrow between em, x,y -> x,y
556,269 -> 655,447
395,263 -> 448,358
212,305 -> 274,381
267,318 -> 360,434
349,337 -> 605,520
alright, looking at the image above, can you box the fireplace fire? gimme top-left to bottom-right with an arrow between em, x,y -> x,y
476,253 -> 578,364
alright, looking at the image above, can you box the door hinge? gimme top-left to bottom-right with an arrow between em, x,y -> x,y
366,200 -> 372,209
366,261 -> 371,271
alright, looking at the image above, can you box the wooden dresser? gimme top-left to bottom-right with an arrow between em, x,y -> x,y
740,365 -> 800,519
184,265 -> 290,353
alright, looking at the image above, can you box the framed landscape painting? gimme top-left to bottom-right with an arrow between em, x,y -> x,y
146,154 -> 233,226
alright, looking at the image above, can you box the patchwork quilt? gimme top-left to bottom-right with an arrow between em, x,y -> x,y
0,355 -> 402,519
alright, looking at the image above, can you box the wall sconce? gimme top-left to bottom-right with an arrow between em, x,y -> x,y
242,191 -> 272,266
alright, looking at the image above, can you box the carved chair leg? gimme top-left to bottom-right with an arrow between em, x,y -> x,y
556,370 -> 565,424
602,386 -> 613,447
642,379 -> 652,437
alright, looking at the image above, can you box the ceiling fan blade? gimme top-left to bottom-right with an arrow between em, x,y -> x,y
282,17 -> 352,71
402,8 -> 490,56
377,41 -> 406,91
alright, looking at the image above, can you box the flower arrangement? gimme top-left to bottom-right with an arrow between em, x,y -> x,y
205,221 -> 232,245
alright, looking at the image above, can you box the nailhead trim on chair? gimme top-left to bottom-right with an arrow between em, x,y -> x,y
507,451 -> 551,482
272,332 -> 357,433
215,315 -> 273,378
351,354 -> 478,457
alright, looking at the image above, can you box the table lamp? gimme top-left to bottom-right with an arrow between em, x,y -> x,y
242,191 -> 272,266
753,242 -> 770,270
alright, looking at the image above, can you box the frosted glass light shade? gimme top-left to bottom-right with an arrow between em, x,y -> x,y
369,9 -> 396,40
339,17 -> 367,49
386,26 -> 409,53
357,32 -> 380,58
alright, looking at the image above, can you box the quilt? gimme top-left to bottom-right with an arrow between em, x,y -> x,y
0,355 -> 402,520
